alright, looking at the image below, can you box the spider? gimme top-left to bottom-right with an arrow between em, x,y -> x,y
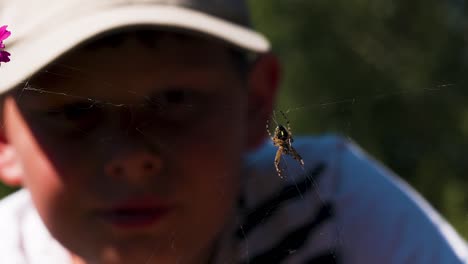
266,110 -> 304,178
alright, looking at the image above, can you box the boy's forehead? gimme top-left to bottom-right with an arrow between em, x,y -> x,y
56,30 -> 232,67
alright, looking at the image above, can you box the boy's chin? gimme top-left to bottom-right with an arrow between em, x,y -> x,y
74,246 -> 180,264
72,234 -> 207,264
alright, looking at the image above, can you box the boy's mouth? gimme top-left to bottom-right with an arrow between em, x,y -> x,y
96,198 -> 172,229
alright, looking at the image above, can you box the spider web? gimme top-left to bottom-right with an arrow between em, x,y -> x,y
2,61 -> 461,264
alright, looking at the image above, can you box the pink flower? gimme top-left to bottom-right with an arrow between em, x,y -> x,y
0,25 -> 11,64
0,25 -> 11,43
0,50 -> 10,63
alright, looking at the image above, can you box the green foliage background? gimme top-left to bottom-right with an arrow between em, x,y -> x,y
1,0 -> 468,240
249,0 -> 468,237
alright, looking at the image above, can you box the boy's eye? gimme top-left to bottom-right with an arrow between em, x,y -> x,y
47,102 -> 98,119
145,89 -> 207,122
161,90 -> 189,105
149,90 -> 196,107
44,101 -> 102,128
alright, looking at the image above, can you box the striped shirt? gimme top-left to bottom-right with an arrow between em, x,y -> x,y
213,135 -> 468,263
1,135 -> 467,263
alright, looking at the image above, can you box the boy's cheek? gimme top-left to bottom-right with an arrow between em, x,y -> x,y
2,98 -> 85,222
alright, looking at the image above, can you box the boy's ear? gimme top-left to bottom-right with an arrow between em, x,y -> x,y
0,126 -> 24,187
246,52 -> 281,150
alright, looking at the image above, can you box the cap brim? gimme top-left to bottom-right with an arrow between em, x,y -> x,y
0,5 -> 270,93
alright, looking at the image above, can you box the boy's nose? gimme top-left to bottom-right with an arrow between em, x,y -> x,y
105,151 -> 162,180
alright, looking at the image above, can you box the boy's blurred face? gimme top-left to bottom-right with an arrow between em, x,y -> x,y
1,31 -> 271,263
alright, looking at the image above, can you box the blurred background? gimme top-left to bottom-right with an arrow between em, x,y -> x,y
248,0 -> 468,237
2,0 -> 468,238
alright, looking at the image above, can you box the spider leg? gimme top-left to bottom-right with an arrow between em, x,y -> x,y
266,118 -> 273,139
265,120 -> 275,142
274,148 -> 284,178
279,110 -> 291,132
289,147 -> 305,167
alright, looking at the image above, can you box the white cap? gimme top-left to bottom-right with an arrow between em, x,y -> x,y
0,0 -> 270,93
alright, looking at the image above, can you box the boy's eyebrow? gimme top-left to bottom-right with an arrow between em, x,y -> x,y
41,62 -> 91,78
19,86 -> 130,109
27,65 -> 87,88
